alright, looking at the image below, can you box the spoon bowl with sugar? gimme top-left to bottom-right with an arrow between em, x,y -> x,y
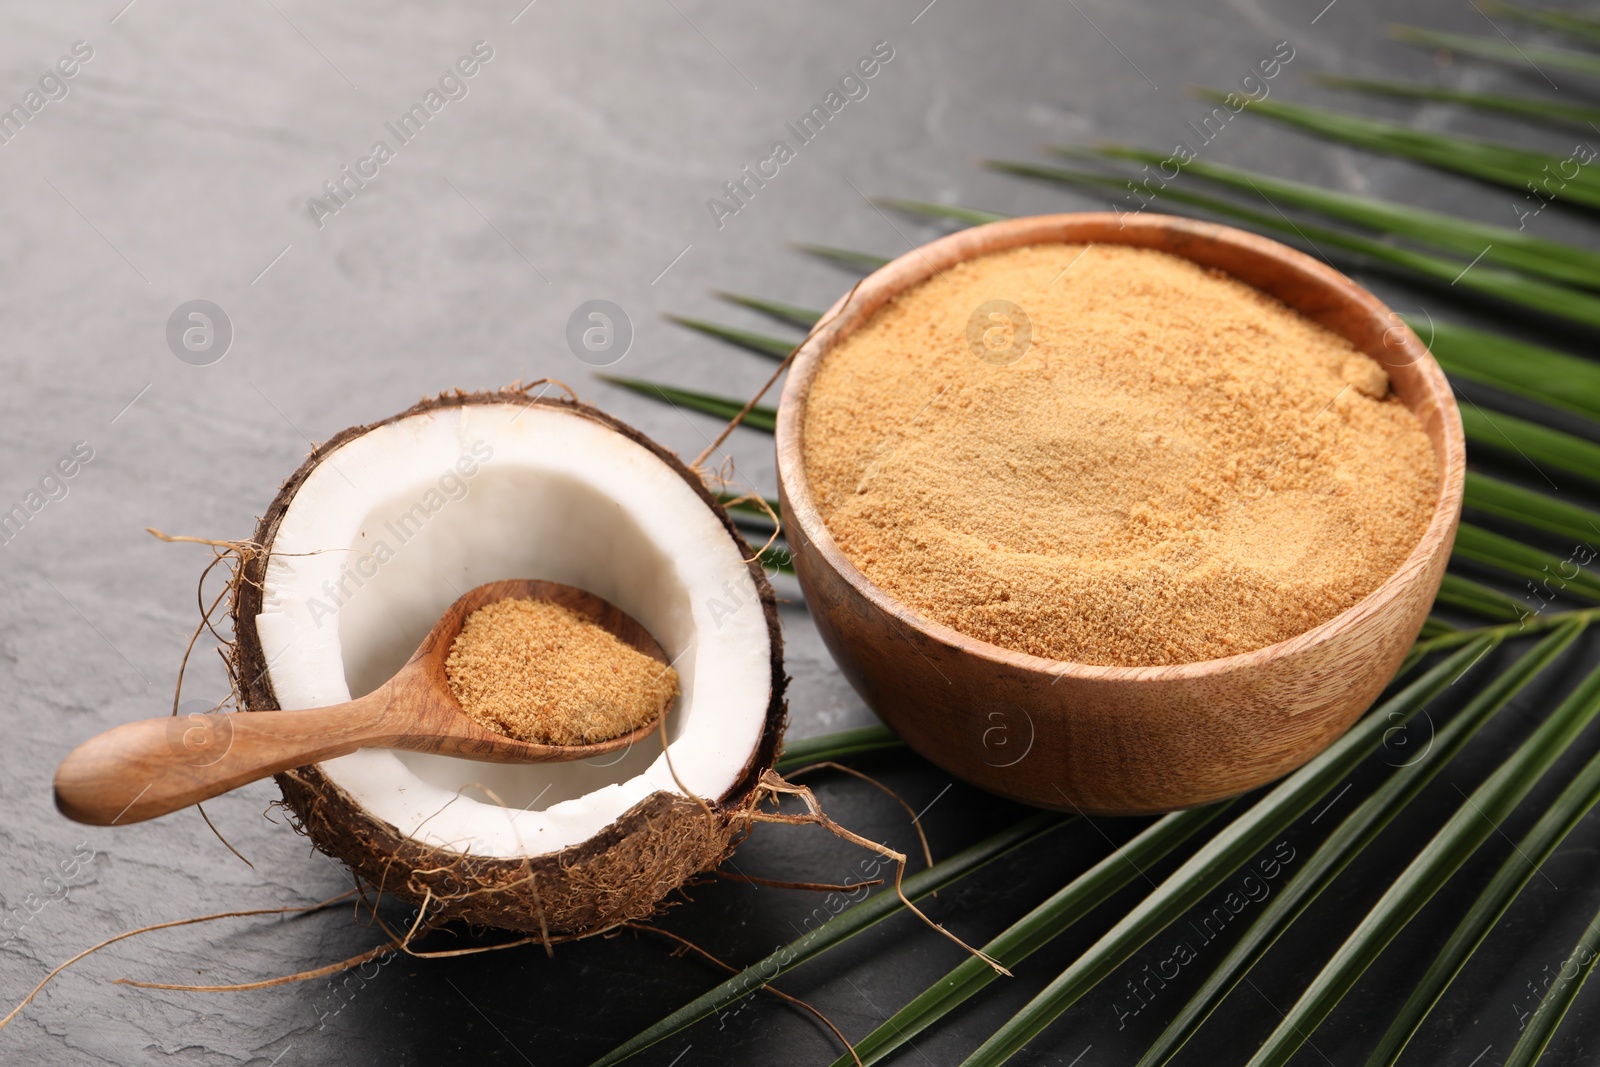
53,579 -> 676,827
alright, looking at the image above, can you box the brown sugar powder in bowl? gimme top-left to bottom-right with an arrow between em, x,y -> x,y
801,243 -> 1439,667
444,598 -> 679,745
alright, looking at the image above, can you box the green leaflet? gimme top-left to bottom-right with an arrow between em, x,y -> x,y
594,375 -> 776,431
791,242 -> 891,271
1208,93 -> 1600,211
590,811 -> 1072,1066
1453,522 -> 1600,602
877,198 -> 1011,227
1435,571 -> 1528,622
1419,617 -> 1460,639
1315,76 -> 1600,133
1138,622 -> 1583,1067
1504,900 -> 1600,1066
1061,144 -> 1600,291
827,804 -> 1230,1067
663,314 -> 794,360
1392,24 -> 1600,79
1463,471 -> 1600,545
710,290 -> 821,330
960,637 -> 1499,1066
986,158 -> 1600,331
1459,402 -> 1600,486
1245,651 -> 1600,1067
1484,1 -> 1600,46
872,196 -> 1009,226
1417,319 -> 1600,424
1369,639 -> 1600,1063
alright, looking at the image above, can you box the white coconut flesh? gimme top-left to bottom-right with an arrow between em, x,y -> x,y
252,401 -> 772,860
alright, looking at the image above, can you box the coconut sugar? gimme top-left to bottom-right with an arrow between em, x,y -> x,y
802,243 -> 1437,667
445,598 -> 679,745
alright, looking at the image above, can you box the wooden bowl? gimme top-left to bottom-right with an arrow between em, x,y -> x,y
774,213 -> 1464,815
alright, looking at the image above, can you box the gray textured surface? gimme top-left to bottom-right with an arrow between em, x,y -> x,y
3,0 -> 1599,1064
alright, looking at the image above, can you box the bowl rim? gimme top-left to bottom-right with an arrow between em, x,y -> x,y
774,211 -> 1466,684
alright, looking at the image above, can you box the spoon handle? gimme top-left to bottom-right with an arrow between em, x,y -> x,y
53,688 -> 400,826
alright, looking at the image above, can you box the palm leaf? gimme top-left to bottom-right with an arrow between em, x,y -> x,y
1314,75 -> 1600,131
878,198 -> 1011,227
1458,402 -> 1600,486
960,637 -> 1499,1066
1205,93 -> 1600,210
1137,623 -> 1582,1067
637,55 -> 1600,1059
590,810 -> 1072,1066
1368,669 -> 1600,1064
1464,471 -> 1600,545
987,158 -> 1600,331
1243,647 -> 1600,1067
1435,571 -> 1528,622
1418,617 -> 1460,639
595,375 -> 776,431
710,290 -> 820,330
663,315 -> 794,360
829,804 -> 1231,1067
1058,145 -> 1600,291
1484,1 -> 1600,45
1454,522 -> 1600,602
791,242 -> 891,272
1391,24 -> 1600,78
1504,899 -> 1600,1065
871,197 -> 1008,226
1421,320 -> 1600,423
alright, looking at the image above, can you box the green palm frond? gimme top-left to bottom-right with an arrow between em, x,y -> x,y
1484,1 -> 1600,45
1435,571 -> 1529,622
828,804 -> 1231,1067
1423,321 -> 1600,422
1454,523 -> 1600,602
790,242 -> 891,271
1391,23 -> 1600,77
1245,643 -> 1600,1066
1464,471 -> 1600,544
1506,899 -> 1600,1065
1056,145 -> 1600,290
594,375 -> 775,431
1368,676 -> 1600,1063
1419,616 -> 1461,639
1139,624 -> 1581,1066
646,48 -> 1600,1061
871,197 -> 1008,226
1314,75 -> 1600,131
710,290 -> 821,330
961,640 -> 1498,1065
1458,403 -> 1600,486
590,810 -> 1072,1066
1195,93 -> 1600,210
662,315 -> 794,359
986,158 -> 1600,331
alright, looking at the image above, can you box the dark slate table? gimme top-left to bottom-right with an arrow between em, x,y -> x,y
3,0 -> 1597,1063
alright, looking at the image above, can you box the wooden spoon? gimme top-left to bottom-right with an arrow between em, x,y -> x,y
54,579 -> 673,827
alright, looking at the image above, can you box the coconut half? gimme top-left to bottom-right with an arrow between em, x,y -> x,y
231,389 -> 785,936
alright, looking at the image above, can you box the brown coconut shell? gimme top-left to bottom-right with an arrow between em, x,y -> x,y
230,387 -> 786,937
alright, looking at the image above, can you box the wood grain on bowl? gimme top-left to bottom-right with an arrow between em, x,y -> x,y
775,213 -> 1464,815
